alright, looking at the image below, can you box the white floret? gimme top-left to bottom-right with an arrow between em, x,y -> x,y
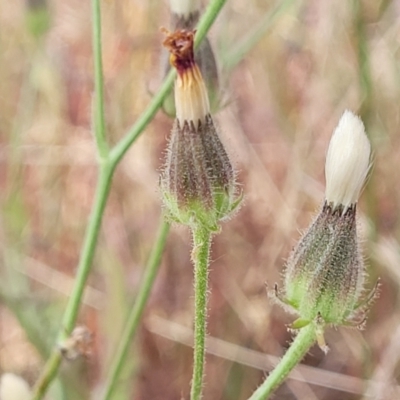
325,110 -> 371,209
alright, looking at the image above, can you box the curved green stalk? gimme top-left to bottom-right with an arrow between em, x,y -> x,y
190,225 -> 212,400
31,0 -> 228,398
247,324 -> 316,400
101,220 -> 170,400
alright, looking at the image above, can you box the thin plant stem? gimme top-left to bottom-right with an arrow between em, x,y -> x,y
193,0 -> 227,51
92,0 -> 109,158
190,225 -> 212,400
247,324 -> 316,400
31,0 -> 228,398
109,70 -> 175,166
31,163 -> 115,400
101,220 -> 170,400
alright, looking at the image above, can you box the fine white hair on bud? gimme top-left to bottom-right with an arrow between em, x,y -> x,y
169,0 -> 199,17
0,373 -> 32,400
325,110 -> 371,209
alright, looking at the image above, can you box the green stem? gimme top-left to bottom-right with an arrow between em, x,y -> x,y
32,0 -> 227,397
247,324 -> 316,400
92,0 -> 109,158
190,225 -> 212,400
193,0 -> 227,50
101,220 -> 170,400
109,70 -> 175,166
31,163 -> 115,400
60,166 -> 114,333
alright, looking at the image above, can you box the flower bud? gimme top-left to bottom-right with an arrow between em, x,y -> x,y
325,110 -> 371,211
160,29 -> 240,230
284,202 -> 363,325
277,111 -> 374,337
161,0 -> 219,117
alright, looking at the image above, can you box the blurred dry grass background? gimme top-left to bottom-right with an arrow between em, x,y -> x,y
1,0 -> 400,399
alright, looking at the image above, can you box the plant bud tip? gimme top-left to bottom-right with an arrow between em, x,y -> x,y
325,110 -> 371,210
162,28 -> 196,74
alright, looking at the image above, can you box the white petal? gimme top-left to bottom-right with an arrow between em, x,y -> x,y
325,110 -> 371,209
175,64 -> 210,125
0,374 -> 32,400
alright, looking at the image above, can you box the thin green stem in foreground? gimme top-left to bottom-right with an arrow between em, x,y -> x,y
190,225 -> 212,400
32,0 -> 228,398
31,163 -> 115,400
247,324 -> 316,400
101,220 -> 170,400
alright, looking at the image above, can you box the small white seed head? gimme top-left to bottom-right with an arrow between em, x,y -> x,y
169,0 -> 199,17
0,373 -> 31,400
325,110 -> 371,209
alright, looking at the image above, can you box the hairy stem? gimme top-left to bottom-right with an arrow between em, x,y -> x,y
247,324 -> 316,400
101,220 -> 170,400
190,225 -> 212,400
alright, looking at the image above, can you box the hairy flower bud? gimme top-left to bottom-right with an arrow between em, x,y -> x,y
274,111 -> 375,349
284,202 -> 363,325
160,29 -> 240,230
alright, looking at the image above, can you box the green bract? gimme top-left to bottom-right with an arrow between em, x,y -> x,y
272,201 -> 377,350
161,115 -> 241,231
284,203 -> 364,323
